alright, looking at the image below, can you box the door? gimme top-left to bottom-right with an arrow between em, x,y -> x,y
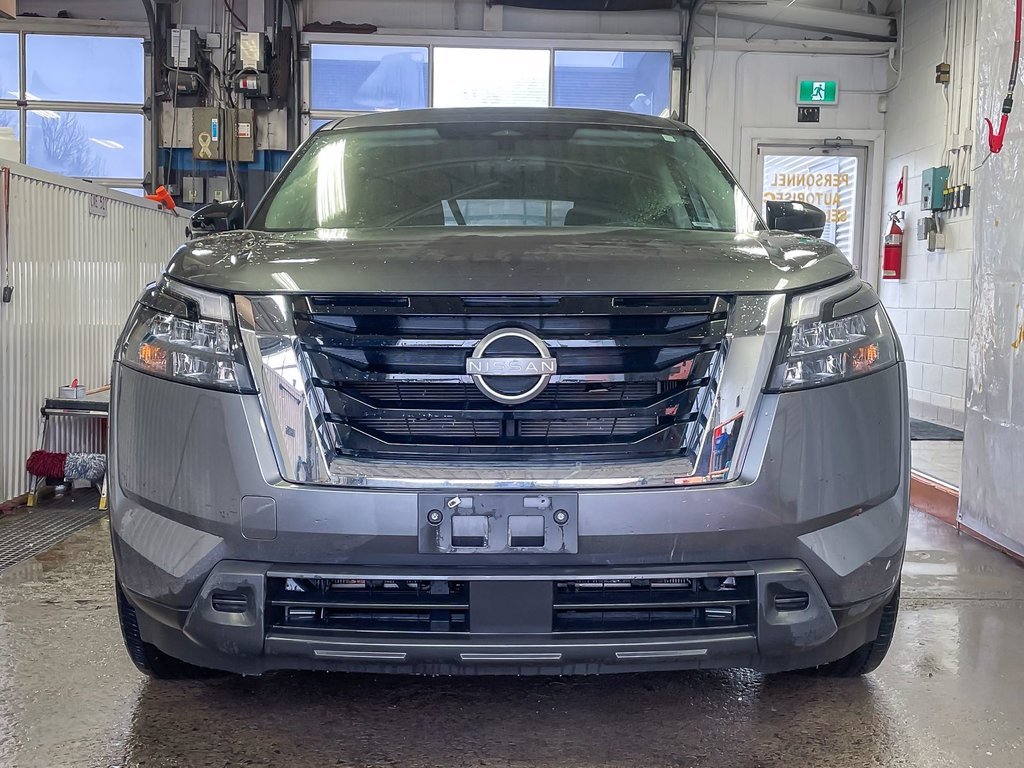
755,142 -> 868,272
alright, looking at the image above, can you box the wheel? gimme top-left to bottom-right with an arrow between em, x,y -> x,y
798,585 -> 900,677
115,581 -> 218,679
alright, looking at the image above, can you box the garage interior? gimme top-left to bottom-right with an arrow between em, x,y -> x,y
1,0 -> 1023,765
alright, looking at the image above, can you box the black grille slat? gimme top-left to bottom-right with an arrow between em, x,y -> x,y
552,576 -> 757,635
265,572 -> 756,639
266,577 -> 470,634
295,317 -> 726,349
292,294 -> 728,461
300,294 -> 729,317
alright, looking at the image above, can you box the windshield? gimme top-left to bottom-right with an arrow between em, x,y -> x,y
253,122 -> 761,233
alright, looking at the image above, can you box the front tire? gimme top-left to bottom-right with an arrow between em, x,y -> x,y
799,585 -> 900,677
115,581 -> 218,679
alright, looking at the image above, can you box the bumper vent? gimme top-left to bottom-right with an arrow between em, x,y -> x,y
266,571 -> 757,639
552,575 -> 757,634
774,592 -> 810,612
266,577 -> 470,633
291,294 -> 728,462
211,592 -> 249,613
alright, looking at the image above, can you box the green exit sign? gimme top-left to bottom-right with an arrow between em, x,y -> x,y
797,80 -> 839,105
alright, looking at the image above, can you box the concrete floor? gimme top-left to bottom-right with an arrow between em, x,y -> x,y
1,510 -> 1022,768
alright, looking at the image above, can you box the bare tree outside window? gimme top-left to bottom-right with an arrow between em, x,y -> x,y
38,114 -> 104,177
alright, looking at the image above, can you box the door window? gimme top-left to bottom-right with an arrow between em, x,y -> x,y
761,153 -> 860,259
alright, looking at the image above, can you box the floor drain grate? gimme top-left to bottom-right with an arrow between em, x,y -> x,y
0,492 -> 107,572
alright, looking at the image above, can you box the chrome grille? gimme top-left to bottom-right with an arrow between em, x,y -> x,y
291,294 -> 728,461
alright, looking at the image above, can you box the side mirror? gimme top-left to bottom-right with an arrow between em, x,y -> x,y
765,200 -> 826,238
190,200 -> 245,235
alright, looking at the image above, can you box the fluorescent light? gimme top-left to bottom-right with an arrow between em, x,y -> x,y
89,138 -> 125,149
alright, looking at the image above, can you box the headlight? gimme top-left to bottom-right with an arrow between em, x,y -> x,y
119,278 -> 254,393
768,281 -> 898,392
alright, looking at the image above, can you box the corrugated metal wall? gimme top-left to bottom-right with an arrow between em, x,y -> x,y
0,164 -> 188,503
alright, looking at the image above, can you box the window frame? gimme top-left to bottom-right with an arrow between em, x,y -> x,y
302,32 -> 680,139
0,19 -> 151,187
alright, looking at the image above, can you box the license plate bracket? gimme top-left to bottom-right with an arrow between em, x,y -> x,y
418,493 -> 578,554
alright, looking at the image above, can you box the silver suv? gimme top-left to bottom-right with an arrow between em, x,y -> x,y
111,108 -> 907,678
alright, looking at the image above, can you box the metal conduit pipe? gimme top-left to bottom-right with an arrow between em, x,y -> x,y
682,0 -> 707,122
140,0 -> 160,189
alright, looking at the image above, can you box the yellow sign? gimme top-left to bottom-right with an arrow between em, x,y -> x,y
763,172 -> 851,223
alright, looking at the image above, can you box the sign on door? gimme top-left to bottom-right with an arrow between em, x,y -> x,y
762,154 -> 858,258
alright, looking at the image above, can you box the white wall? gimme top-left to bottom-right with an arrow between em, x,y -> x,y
688,43 -> 890,284
688,45 -> 888,171
877,0 -> 977,429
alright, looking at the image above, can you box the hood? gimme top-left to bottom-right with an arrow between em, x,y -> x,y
165,228 -> 854,296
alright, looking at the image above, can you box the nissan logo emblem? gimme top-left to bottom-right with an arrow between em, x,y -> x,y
466,328 -> 557,405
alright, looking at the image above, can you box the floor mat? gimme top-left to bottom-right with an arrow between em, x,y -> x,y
910,419 -> 964,441
0,491 -> 106,572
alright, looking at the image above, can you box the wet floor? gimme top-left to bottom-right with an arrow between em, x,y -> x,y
0,509 -> 1022,768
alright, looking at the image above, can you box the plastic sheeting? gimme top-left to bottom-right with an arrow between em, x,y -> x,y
958,0 -> 1024,556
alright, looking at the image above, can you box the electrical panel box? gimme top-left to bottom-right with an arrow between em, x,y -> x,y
921,166 -> 949,211
237,31 -> 268,72
192,108 -> 224,160
190,109 -> 255,163
227,109 -> 255,163
182,176 -> 205,205
207,177 -> 230,203
168,28 -> 200,70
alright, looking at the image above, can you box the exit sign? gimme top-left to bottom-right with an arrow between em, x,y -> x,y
797,80 -> 839,105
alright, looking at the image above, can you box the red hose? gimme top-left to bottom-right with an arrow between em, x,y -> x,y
986,0 -> 1024,153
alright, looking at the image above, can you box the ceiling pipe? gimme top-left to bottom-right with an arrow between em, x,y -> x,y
487,0 -> 677,10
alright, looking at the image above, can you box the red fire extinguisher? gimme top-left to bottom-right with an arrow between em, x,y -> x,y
882,212 -> 904,280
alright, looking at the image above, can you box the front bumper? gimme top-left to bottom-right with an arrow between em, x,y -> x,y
109,362 -> 909,675
123,560 -> 895,675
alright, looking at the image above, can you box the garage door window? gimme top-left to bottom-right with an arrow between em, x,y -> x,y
306,42 -> 677,133
0,33 -> 17,99
433,48 -> 550,108
25,35 -> 145,104
310,44 -> 428,112
553,50 -> 671,116
26,111 -> 145,179
0,32 -> 146,185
